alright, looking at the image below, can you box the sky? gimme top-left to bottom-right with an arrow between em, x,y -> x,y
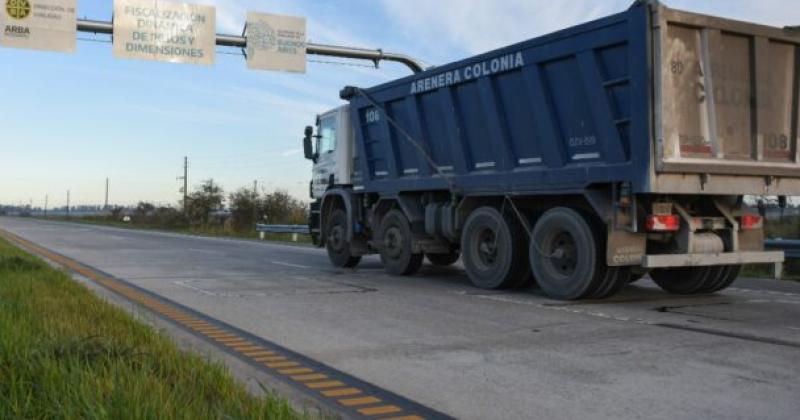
1,0 -> 798,208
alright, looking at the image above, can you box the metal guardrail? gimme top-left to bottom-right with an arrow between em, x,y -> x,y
765,239 -> 800,260
256,224 -> 310,235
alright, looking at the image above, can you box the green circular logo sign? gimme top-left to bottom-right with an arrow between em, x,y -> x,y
6,0 -> 31,20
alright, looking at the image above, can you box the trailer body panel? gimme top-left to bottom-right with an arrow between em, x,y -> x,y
347,3 -> 800,197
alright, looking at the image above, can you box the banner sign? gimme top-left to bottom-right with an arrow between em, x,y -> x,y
113,0 -> 216,66
246,12 -> 306,73
0,0 -> 76,52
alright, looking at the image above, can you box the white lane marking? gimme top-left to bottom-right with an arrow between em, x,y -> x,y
457,291 -> 647,324
174,280 -> 216,296
729,287 -> 800,298
271,261 -> 311,269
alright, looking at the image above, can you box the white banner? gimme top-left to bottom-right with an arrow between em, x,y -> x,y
246,12 -> 306,73
112,0 -> 215,66
0,0 -> 76,52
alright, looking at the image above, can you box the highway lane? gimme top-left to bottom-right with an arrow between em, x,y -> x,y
2,217 -> 799,420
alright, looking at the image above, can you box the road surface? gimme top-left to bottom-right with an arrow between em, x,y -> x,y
2,217 -> 799,420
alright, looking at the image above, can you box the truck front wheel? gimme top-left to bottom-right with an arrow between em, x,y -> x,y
378,210 -> 423,275
461,207 -> 530,289
326,209 -> 361,268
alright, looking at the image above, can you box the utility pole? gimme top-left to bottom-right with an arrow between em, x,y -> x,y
104,178 -> 109,209
177,156 -> 188,214
44,194 -> 48,218
253,179 -> 258,225
66,190 -> 70,218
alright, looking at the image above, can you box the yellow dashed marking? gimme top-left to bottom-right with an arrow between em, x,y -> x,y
266,361 -> 300,369
322,388 -> 362,397
173,317 -> 199,323
279,367 -> 313,375
338,396 -> 381,407
235,345 -> 263,352
202,331 -> 233,337
212,336 -> 243,343
358,405 -> 403,416
255,355 -> 286,362
180,319 -> 207,324
225,341 -> 255,349
291,373 -> 328,382
305,380 -> 345,389
243,350 -> 275,358
193,327 -> 222,333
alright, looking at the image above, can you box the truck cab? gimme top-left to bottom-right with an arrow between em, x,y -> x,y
306,106 -> 354,200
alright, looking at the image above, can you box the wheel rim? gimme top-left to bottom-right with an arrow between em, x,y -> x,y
328,224 -> 345,252
544,231 -> 577,277
473,226 -> 499,270
383,226 -> 404,260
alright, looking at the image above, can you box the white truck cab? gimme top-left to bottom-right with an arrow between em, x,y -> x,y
305,105 -> 355,199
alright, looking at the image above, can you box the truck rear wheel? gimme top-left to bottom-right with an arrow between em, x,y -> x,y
650,267 -> 713,294
426,252 -> 460,266
325,209 -> 361,268
461,207 -> 530,290
378,210 -> 423,275
704,265 -> 742,293
529,207 -> 626,300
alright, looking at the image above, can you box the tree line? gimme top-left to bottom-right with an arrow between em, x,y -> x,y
111,179 -> 306,233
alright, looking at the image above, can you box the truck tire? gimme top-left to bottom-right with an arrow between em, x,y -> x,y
628,272 -> 646,284
378,210 -> 423,275
705,265 -> 742,293
325,209 -> 361,268
426,252 -> 460,266
461,207 -> 530,290
650,267 -> 713,294
529,207 -> 620,300
588,266 -> 632,299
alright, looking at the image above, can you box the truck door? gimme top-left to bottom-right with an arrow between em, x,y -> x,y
312,113 -> 339,199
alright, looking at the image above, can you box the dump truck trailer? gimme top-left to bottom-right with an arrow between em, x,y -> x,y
302,1 -> 799,300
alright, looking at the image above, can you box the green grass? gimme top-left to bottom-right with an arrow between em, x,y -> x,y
0,237 -> 307,419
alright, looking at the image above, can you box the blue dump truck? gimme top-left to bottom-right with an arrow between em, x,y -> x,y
302,1 -> 799,300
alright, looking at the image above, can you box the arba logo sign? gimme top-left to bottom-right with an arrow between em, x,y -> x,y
6,0 -> 31,20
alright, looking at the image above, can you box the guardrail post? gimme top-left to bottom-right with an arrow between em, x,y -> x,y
775,262 -> 783,280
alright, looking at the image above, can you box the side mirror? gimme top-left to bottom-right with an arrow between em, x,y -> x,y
303,126 -> 315,161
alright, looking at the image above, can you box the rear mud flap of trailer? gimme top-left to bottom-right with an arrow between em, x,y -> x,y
607,229 -> 647,266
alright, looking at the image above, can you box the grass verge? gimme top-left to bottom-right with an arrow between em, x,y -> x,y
0,237 -> 306,419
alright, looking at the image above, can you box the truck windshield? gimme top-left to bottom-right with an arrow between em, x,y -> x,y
319,117 -> 337,153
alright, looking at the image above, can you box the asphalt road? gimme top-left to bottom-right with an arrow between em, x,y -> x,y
2,217 -> 799,420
